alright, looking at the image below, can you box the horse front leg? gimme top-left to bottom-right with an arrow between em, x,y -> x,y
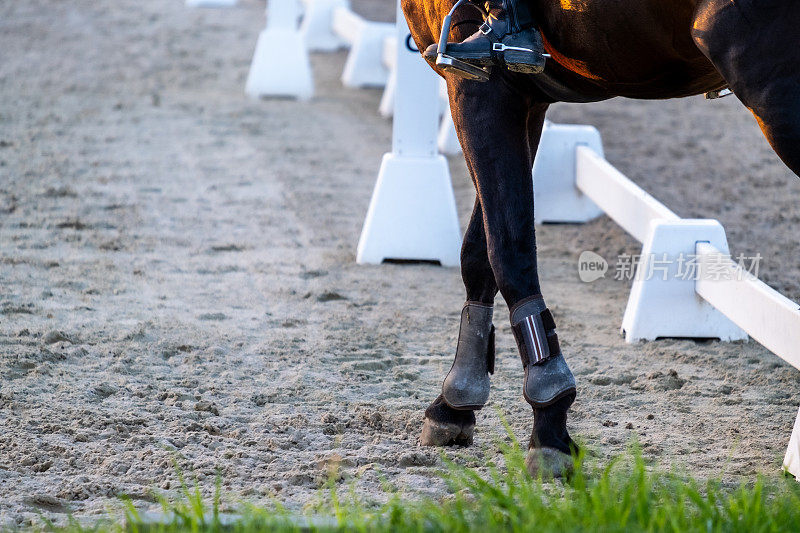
420,73 -> 579,472
420,197 -> 498,446
438,74 -> 577,476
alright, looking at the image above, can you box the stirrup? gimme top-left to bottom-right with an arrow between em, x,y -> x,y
436,54 -> 491,81
435,0 -> 492,82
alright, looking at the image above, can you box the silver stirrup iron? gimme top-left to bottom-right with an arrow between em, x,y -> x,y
435,0 -> 492,81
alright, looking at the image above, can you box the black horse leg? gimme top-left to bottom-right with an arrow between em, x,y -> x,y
523,105 -> 579,473
692,0 -> 800,177
452,78 -> 545,305
429,74 -> 577,476
461,197 -> 499,304
420,197 -> 498,446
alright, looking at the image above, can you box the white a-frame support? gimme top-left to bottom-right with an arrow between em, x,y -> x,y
356,1 -> 461,266
246,0 -> 314,100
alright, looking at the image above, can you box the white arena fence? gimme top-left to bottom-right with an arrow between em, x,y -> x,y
191,0 -> 800,478
245,0 -> 464,264
533,122 -> 800,477
329,5 -> 394,88
245,0 -> 314,100
236,0 -> 461,151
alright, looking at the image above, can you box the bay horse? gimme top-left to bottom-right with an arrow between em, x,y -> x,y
403,0 -> 800,477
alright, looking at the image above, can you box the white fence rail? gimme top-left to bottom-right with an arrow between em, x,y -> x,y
695,242 -> 800,369
576,147 -> 678,243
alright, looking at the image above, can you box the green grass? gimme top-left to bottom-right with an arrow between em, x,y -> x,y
40,434 -> 800,533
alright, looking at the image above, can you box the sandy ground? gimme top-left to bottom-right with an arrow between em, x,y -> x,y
1,0 -> 800,527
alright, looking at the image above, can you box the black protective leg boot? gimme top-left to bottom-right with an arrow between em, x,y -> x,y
441,302 -> 495,410
509,295 -> 578,479
419,302 -> 494,447
510,295 -> 575,408
424,0 -> 546,79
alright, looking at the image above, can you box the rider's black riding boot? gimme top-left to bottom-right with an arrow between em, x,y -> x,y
424,0 -> 546,77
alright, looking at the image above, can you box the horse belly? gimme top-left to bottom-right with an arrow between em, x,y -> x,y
541,1 -> 724,98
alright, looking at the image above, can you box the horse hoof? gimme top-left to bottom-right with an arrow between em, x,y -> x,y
525,447 -> 574,479
420,416 -> 474,446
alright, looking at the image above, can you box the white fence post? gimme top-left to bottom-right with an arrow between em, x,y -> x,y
438,106 -> 461,155
246,0 -> 313,100
620,219 -> 748,342
785,407 -> 800,478
378,36 -> 397,117
356,2 -> 461,266
437,79 -> 462,155
332,8 -> 395,88
532,122 -> 604,223
300,0 -> 349,51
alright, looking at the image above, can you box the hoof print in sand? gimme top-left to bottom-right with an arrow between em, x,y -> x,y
197,312 -> 228,321
316,291 -> 347,303
194,400 -> 220,416
43,330 -> 78,345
